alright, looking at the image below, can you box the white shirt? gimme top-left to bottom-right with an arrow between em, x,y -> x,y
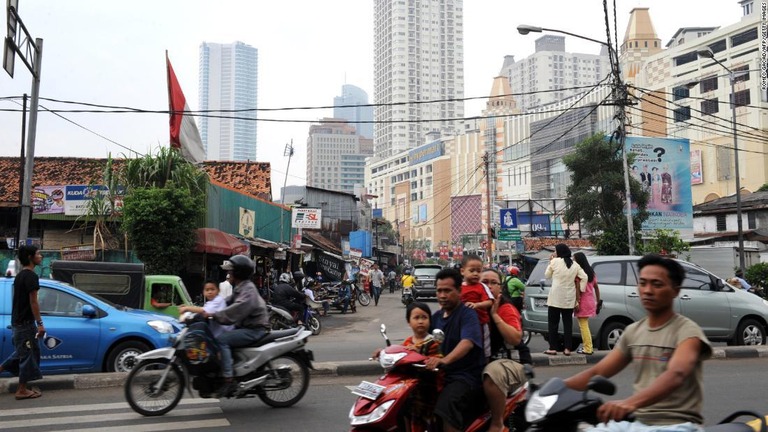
370,269 -> 385,286
544,258 -> 588,309
303,287 -> 316,302
219,280 -> 233,299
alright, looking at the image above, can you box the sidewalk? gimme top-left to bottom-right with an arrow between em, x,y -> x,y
3,345 -> 768,393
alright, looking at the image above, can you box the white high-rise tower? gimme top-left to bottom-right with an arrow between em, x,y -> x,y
199,41 -> 258,161
373,0 -> 464,159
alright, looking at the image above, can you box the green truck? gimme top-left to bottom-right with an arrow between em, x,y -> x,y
50,260 -> 193,317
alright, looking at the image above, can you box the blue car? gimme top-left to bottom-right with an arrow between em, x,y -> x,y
1,276 -> 180,374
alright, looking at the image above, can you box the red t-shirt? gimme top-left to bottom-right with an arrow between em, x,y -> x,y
460,282 -> 491,324
496,302 -> 522,331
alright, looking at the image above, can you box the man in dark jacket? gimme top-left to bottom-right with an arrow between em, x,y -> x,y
202,255 -> 269,396
272,272 -> 306,324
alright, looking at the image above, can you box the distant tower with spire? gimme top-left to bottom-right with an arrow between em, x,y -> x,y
620,7 -> 662,83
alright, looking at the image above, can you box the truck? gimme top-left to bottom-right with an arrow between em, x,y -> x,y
686,245 -> 761,280
50,260 -> 193,317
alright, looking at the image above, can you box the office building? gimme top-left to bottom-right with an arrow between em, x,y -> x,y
334,84 -> 374,139
307,118 -> 373,194
199,41 -> 258,161
373,0 -> 465,159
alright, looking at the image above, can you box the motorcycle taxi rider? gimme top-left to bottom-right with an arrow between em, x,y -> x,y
272,272 -> 307,325
181,255 -> 270,397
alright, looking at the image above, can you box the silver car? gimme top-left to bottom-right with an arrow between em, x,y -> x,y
522,255 -> 768,350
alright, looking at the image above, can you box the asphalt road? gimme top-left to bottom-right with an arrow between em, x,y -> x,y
2,358 -> 766,431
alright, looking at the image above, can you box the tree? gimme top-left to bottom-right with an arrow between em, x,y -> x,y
563,132 -> 648,255
120,146 -> 208,195
757,183 -> 768,192
121,187 -> 202,274
78,154 -> 123,255
638,229 -> 690,258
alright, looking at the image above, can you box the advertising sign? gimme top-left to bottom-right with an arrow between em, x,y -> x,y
690,149 -> 703,185
291,208 -> 321,229
408,140 -> 444,165
32,186 -> 66,214
64,185 -> 108,216
238,207 -> 255,237
626,136 -> 693,238
317,252 -> 346,281
418,204 -> 428,223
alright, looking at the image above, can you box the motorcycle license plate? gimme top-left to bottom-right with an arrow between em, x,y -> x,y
534,298 -> 547,308
351,381 -> 386,400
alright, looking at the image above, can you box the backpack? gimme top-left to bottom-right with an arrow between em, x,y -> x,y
503,275 -> 525,298
183,321 -> 221,373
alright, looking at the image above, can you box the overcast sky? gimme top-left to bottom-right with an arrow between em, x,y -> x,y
0,1 -> 743,196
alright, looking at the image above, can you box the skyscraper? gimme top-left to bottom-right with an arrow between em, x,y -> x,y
373,0 -> 464,159
199,41 -> 258,161
306,118 -> 373,194
333,84 -> 374,139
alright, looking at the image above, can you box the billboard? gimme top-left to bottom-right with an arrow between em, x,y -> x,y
64,185 -> 109,216
626,137 -> 693,238
32,186 -> 66,214
409,140 -> 444,165
690,149 -> 703,185
291,208 -> 321,229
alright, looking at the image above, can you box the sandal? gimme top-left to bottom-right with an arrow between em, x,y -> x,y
543,350 -> 557,355
563,349 -> 571,356
577,348 -> 593,355
15,389 -> 42,400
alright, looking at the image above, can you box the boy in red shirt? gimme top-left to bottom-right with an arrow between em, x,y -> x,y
459,255 -> 494,358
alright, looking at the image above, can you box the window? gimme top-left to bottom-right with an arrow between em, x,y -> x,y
733,65 -> 750,83
673,51 -> 698,67
716,214 -> 727,231
673,106 -> 691,122
732,89 -> 750,107
699,76 -> 718,93
672,86 -> 690,100
708,39 -> 727,54
592,262 -> 623,285
748,212 -> 757,230
38,288 -> 85,317
681,267 -> 712,291
410,193 -> 417,201
731,27 -> 758,47
700,98 -> 719,115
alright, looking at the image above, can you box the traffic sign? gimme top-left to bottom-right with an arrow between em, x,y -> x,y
500,209 -> 518,229
498,229 -> 521,241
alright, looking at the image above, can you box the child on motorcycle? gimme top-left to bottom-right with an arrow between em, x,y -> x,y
179,280 -> 233,337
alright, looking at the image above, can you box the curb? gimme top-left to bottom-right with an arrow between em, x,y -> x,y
4,346 -> 768,393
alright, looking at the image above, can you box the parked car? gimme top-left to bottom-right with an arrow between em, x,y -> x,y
522,255 -> 768,350
1,276 -> 180,374
412,264 -> 443,300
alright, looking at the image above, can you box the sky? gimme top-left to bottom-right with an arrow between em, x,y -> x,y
0,1 -> 744,197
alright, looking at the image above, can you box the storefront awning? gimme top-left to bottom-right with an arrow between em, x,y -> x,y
194,228 -> 249,256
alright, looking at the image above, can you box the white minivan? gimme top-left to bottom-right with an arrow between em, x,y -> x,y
522,256 -> 768,350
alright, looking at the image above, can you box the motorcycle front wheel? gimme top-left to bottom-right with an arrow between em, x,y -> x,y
357,290 -> 371,306
308,315 -> 322,335
125,359 -> 185,416
257,354 -> 310,408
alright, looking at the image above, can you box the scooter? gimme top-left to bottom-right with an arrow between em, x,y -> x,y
124,313 -> 314,416
348,324 -> 529,431
524,374 -> 767,431
268,301 -> 322,336
401,286 -> 414,306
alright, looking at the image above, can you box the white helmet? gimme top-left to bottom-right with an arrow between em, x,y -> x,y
279,272 -> 292,284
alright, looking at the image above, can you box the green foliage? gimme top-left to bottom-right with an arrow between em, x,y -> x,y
563,132 -> 648,255
638,229 -> 690,258
758,183 -> 768,192
120,146 -> 208,195
745,262 -> 768,287
121,187 -> 202,274
77,154 -> 123,253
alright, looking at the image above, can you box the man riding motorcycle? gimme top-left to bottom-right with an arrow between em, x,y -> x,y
272,272 -> 307,324
193,255 -> 270,397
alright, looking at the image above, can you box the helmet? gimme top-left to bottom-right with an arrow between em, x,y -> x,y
404,268 -> 411,275
509,266 -> 520,276
220,255 -> 255,280
303,276 -> 315,287
279,273 -> 292,284
293,271 -> 305,280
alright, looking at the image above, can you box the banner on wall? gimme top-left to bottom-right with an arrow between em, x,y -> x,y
625,136 -> 693,239
238,207 -> 255,237
32,186 -> 66,214
690,149 -> 703,185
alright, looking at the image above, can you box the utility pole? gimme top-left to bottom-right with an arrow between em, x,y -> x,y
483,152 -> 493,264
5,1 -> 43,245
279,140 -> 294,244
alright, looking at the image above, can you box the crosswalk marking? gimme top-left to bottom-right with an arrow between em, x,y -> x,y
0,397 -> 220,417
1,407 -> 223,429
49,419 -> 231,432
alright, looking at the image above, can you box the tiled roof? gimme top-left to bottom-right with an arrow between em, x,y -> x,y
693,191 -> 768,214
0,157 -> 272,205
202,161 -> 272,201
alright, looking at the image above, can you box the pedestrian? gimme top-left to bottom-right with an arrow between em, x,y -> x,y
369,264 -> 385,306
0,245 -> 45,400
387,267 -> 397,294
572,252 -> 601,355
543,244 -> 587,356
219,273 -> 233,299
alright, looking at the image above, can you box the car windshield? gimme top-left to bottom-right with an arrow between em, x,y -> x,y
414,267 -> 441,278
527,261 -> 551,287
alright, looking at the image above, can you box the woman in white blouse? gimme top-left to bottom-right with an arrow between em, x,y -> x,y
543,244 -> 587,356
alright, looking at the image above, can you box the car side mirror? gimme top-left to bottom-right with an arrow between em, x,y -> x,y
82,304 -> 97,318
715,278 -> 725,290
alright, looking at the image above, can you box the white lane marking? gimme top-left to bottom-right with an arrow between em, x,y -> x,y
1,407 -> 222,428
0,397 -> 220,417
49,418 -> 231,432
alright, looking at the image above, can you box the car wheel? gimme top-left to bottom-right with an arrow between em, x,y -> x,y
735,318 -> 766,345
599,322 -> 626,351
106,341 -> 151,373
522,330 -> 531,346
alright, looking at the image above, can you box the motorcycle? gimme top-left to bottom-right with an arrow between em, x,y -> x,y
348,324 -> 529,431
525,374 -> 767,432
268,301 -> 322,336
401,285 -> 414,306
124,313 -> 314,416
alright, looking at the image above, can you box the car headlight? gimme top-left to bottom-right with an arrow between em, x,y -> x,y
147,320 -> 174,334
525,393 -> 558,423
379,351 -> 408,370
349,400 -> 395,425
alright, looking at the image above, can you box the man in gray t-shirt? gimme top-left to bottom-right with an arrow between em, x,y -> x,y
564,255 -> 712,432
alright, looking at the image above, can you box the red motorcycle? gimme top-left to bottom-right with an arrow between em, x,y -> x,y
348,325 -> 529,431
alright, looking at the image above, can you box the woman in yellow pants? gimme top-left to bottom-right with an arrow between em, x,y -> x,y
572,252 -> 601,355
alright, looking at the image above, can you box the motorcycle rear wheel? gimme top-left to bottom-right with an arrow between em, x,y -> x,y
269,312 -> 296,330
308,315 -> 322,335
125,359 -> 185,416
257,354 -> 310,408
357,290 -> 371,306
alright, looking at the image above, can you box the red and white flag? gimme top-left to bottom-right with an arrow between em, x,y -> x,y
166,52 -> 206,164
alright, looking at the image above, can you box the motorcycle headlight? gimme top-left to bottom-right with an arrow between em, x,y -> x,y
147,320 -> 174,334
379,351 -> 408,370
525,392 -> 558,423
349,400 -> 395,425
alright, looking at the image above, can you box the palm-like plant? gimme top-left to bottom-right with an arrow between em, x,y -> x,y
120,146 -> 208,195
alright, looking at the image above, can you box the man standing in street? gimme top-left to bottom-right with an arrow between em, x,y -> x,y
387,267 -> 397,293
0,245 -> 46,400
369,264 -> 385,306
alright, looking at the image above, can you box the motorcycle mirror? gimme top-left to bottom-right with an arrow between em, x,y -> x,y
380,324 -> 391,346
432,329 -> 445,343
587,376 -> 616,396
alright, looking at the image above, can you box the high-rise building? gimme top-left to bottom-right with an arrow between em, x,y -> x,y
373,0 -> 465,159
334,84 -> 374,140
199,41 -> 258,161
500,35 -> 611,111
307,118 -> 373,194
